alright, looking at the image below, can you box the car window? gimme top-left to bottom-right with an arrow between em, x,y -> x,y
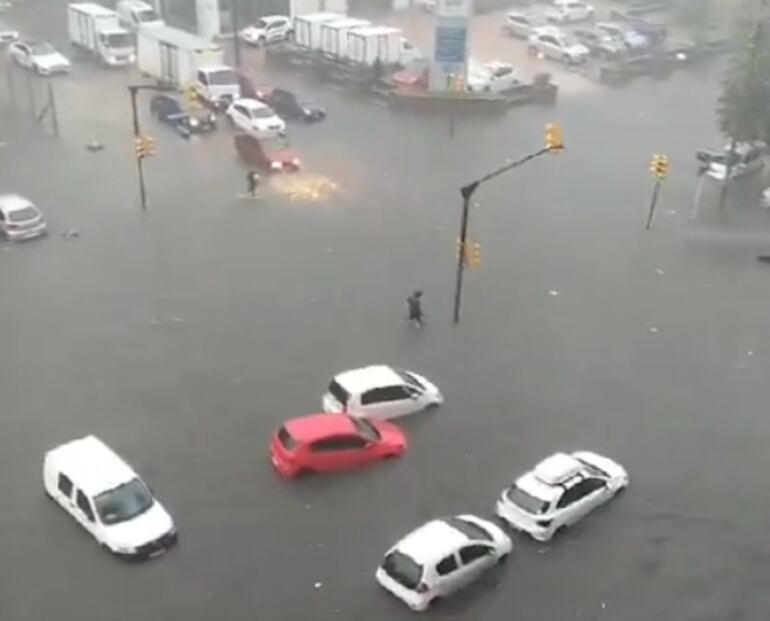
444,516 -> 492,541
382,551 -> 423,589
277,426 -> 299,450
436,554 -> 458,575
508,485 -> 550,514
557,478 -> 604,508
197,70 -> 208,85
0,210 -> 5,221
94,478 -> 155,525
349,416 -> 381,442
327,379 -> 350,406
311,435 -> 367,452
459,545 -> 491,564
9,206 -> 38,222
75,489 -> 95,522
57,473 -> 73,497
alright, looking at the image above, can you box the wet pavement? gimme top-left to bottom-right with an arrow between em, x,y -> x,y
2,2 -> 770,620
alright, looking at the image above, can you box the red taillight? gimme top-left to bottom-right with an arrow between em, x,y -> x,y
416,583 -> 428,593
7,224 -> 20,230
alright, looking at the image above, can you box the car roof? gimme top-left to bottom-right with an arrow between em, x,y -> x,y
393,518 -> 470,564
284,413 -> 357,442
515,471 -> 561,501
533,452 -> 584,485
334,365 -> 404,393
45,435 -> 137,497
260,14 -> 288,22
0,194 -> 35,212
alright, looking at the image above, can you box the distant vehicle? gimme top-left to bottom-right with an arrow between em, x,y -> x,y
390,59 -> 428,88
572,27 -> 626,58
0,194 -> 47,241
467,60 -> 520,93
226,98 -> 286,137
149,94 -> 217,136
597,22 -> 648,52
0,18 -> 19,44
240,15 -> 292,46
8,40 -> 71,74
116,0 -> 163,30
322,365 -> 443,420
503,11 -> 546,39
236,70 -> 270,100
376,514 -> 512,611
43,435 -> 178,558
194,64 -> 241,110
495,451 -> 629,541
545,0 -> 594,24
233,133 -> 301,173
260,88 -> 325,122
270,413 -> 407,477
347,26 -> 420,67
67,3 -> 135,67
700,142 -> 766,181
528,27 -> 590,64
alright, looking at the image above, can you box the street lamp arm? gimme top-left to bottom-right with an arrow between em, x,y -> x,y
461,147 -> 551,197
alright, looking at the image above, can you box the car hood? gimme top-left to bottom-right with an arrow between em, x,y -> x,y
34,52 -> 69,67
567,43 -> 590,55
103,501 -> 174,549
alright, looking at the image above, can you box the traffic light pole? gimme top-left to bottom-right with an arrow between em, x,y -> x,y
645,179 -> 661,230
129,85 -> 148,211
231,0 -> 242,68
452,146 -> 551,324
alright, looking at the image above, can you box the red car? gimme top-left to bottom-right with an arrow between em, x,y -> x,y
270,413 -> 407,477
234,133 -> 301,173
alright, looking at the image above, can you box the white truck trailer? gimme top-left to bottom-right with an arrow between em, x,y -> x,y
293,12 -> 345,49
288,0 -> 348,17
347,25 -> 420,66
137,26 -> 239,107
319,17 -> 370,58
67,2 -> 135,66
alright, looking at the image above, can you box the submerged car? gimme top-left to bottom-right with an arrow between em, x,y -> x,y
495,451 -> 629,541
467,60 -> 520,93
572,27 -> 626,58
0,194 -> 47,241
528,26 -> 590,64
8,40 -> 71,74
259,88 -> 325,122
323,365 -> 442,419
226,97 -> 286,138
149,94 -> 217,136
270,413 -> 407,477
234,132 -> 301,173
376,514 -> 512,611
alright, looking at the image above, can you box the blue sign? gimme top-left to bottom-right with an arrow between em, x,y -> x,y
434,25 -> 467,64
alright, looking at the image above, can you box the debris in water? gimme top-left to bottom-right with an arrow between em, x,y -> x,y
86,137 -> 104,152
548,289 -> 560,296
62,228 -> 80,239
648,326 -> 659,334
655,268 -> 665,276
314,582 -> 323,589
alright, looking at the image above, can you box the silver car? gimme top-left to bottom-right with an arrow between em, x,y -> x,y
0,194 -> 48,241
503,11 -> 546,39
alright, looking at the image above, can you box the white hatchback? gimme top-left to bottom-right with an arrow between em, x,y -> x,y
545,0 -> 594,24
0,194 -> 47,241
43,435 -> 178,558
467,60 -> 520,94
240,15 -> 292,46
323,365 -> 442,419
226,98 -> 286,138
9,40 -> 71,74
376,514 -> 512,611
495,451 -> 629,542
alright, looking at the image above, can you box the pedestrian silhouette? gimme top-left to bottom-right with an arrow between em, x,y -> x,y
246,170 -> 260,197
406,290 -> 424,327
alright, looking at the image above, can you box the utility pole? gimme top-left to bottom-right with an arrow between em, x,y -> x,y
231,0 -> 242,68
452,123 -> 564,324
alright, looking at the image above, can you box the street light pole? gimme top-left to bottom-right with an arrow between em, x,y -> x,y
128,85 -> 148,211
231,0 -> 242,68
451,144 -> 554,324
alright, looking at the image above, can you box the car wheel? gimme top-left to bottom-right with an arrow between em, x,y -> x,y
497,552 -> 509,563
554,525 -> 568,538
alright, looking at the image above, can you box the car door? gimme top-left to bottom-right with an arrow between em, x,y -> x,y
558,478 -> 606,525
360,385 -> 416,419
457,544 -> 496,587
54,472 -> 76,512
231,103 -> 249,130
308,435 -> 370,471
73,488 -> 99,538
433,553 -> 462,596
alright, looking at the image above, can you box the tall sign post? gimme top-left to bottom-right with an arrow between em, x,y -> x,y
429,0 -> 472,92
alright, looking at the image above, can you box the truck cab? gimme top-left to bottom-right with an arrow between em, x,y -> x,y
67,2 -> 135,66
97,28 -> 135,65
194,65 -> 241,109
117,0 -> 164,30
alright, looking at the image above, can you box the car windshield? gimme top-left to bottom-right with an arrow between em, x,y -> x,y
381,551 -> 423,590
209,69 -> 238,85
30,42 -> 55,55
327,380 -> 350,406
396,369 -> 425,390
575,457 -> 610,478
94,478 -> 155,525
250,106 -> 276,119
277,426 -> 299,450
444,516 -> 492,541
104,32 -> 134,48
350,416 -> 380,442
8,206 -> 39,222
255,18 -> 268,29
507,485 -> 550,514
137,9 -> 159,22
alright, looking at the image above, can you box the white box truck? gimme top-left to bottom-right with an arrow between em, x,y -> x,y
319,17 -> 370,58
137,26 -> 240,107
293,12 -> 344,49
347,26 -> 420,66
67,3 -> 135,66
289,0 -> 347,17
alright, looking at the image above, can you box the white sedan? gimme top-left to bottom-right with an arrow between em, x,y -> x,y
0,18 -> 19,44
467,61 -> 520,94
528,26 -> 590,64
9,40 -> 71,74
240,15 -> 292,46
225,98 -> 286,138
545,0 -> 594,23
323,365 -> 442,420
495,451 -> 629,541
376,514 -> 512,611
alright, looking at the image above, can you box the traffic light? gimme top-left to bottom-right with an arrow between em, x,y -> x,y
545,123 -> 564,153
650,153 -> 669,180
185,84 -> 200,108
457,239 -> 481,268
134,135 -> 156,159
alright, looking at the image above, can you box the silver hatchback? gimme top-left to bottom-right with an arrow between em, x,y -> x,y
0,194 -> 48,241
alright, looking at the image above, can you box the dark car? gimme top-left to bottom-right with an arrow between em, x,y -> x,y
149,94 -> 217,137
234,133 -> 301,173
261,88 -> 326,122
573,28 -> 626,58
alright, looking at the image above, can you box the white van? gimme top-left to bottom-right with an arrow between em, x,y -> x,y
116,0 -> 163,30
43,435 -> 177,558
